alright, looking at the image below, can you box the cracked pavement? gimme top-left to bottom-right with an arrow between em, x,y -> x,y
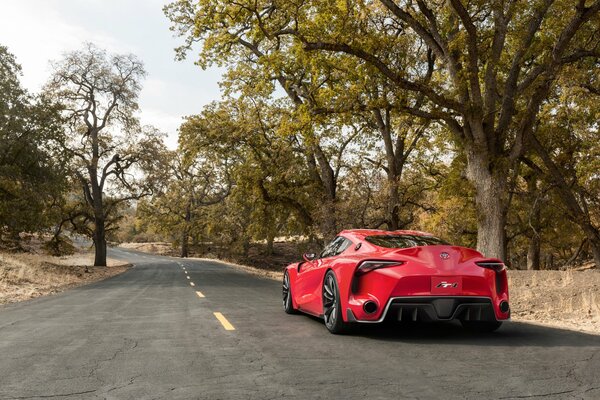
0,247 -> 599,399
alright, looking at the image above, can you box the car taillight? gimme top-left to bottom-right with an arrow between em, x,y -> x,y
355,260 -> 404,276
475,261 -> 506,272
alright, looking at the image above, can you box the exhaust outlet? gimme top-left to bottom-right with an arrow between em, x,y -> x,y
363,301 -> 378,314
500,301 -> 510,313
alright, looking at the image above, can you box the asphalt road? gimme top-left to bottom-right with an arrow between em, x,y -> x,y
1,248 -> 599,400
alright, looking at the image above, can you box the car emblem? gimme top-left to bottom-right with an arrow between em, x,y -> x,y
440,252 -> 450,259
436,281 -> 458,288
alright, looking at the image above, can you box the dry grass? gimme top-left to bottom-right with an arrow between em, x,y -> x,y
0,251 -> 131,305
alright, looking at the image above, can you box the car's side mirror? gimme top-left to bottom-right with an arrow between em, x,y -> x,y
303,253 -> 317,262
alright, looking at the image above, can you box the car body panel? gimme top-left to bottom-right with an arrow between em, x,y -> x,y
295,258 -> 327,315
285,229 -> 510,324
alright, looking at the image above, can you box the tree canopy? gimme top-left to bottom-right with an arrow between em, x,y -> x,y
45,44 -> 166,265
158,0 -> 600,268
0,45 -> 67,244
1,1 -> 599,271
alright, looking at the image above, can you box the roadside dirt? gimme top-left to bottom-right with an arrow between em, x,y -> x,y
121,241 -> 600,334
0,248 -> 131,305
509,270 -> 600,334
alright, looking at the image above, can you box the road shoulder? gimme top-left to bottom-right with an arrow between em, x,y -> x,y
0,250 -> 131,305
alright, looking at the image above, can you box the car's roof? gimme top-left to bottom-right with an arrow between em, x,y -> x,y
339,229 -> 435,242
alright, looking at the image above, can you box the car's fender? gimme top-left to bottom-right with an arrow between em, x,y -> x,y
326,256 -> 362,322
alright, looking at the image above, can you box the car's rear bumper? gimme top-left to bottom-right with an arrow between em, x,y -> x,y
346,296 -> 507,323
343,265 -> 510,322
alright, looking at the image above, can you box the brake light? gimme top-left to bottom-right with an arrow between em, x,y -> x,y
355,260 -> 404,276
475,261 -> 506,272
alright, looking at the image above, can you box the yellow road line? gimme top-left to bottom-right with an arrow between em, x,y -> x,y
190,282 -> 195,287
195,291 -> 205,298
213,312 -> 235,331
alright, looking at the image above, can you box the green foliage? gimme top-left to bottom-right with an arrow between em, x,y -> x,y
418,153 -> 477,248
181,98 -> 317,252
0,45 -> 68,241
159,0 -> 600,266
3,1 -> 597,271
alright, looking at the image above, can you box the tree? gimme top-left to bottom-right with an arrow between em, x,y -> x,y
527,74 -> 600,268
160,0 -> 600,269
165,1 -> 364,238
166,0 -> 600,260
141,150 -> 231,258
46,44 -> 164,266
308,0 -> 600,260
178,98 -> 318,246
0,44 -> 67,244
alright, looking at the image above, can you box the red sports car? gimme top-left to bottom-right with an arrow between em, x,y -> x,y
282,229 -> 510,334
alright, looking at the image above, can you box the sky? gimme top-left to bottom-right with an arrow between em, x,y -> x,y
0,0 -> 224,148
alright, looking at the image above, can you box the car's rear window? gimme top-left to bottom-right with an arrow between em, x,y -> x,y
365,234 -> 449,248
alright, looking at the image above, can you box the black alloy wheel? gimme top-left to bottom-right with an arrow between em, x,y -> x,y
322,271 -> 350,334
283,271 -> 297,314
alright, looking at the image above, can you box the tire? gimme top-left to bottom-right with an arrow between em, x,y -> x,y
460,320 -> 503,333
282,271 -> 298,314
322,270 -> 351,334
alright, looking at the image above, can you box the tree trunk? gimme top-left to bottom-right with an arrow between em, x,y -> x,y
181,203 -> 191,258
181,230 -> 189,258
266,234 -> 274,256
242,239 -> 250,257
590,242 -> 600,269
582,224 -> 600,269
527,234 -> 541,270
313,146 -> 337,238
466,151 -> 507,261
321,199 -> 337,238
526,183 -> 542,270
93,218 -> 107,267
530,135 -> 600,270
387,178 -> 400,230
372,108 -> 403,231
545,253 -> 554,270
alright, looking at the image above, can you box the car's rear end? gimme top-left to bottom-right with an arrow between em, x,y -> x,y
343,233 -> 510,331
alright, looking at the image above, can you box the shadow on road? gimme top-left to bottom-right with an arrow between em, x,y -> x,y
340,319 -> 600,347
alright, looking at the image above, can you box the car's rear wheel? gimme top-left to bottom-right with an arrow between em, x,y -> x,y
461,320 -> 502,332
282,271 -> 297,314
322,271 -> 350,334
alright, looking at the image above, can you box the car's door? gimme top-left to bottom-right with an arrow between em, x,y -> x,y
294,240 -> 335,312
296,236 -> 351,315
294,256 -> 322,312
